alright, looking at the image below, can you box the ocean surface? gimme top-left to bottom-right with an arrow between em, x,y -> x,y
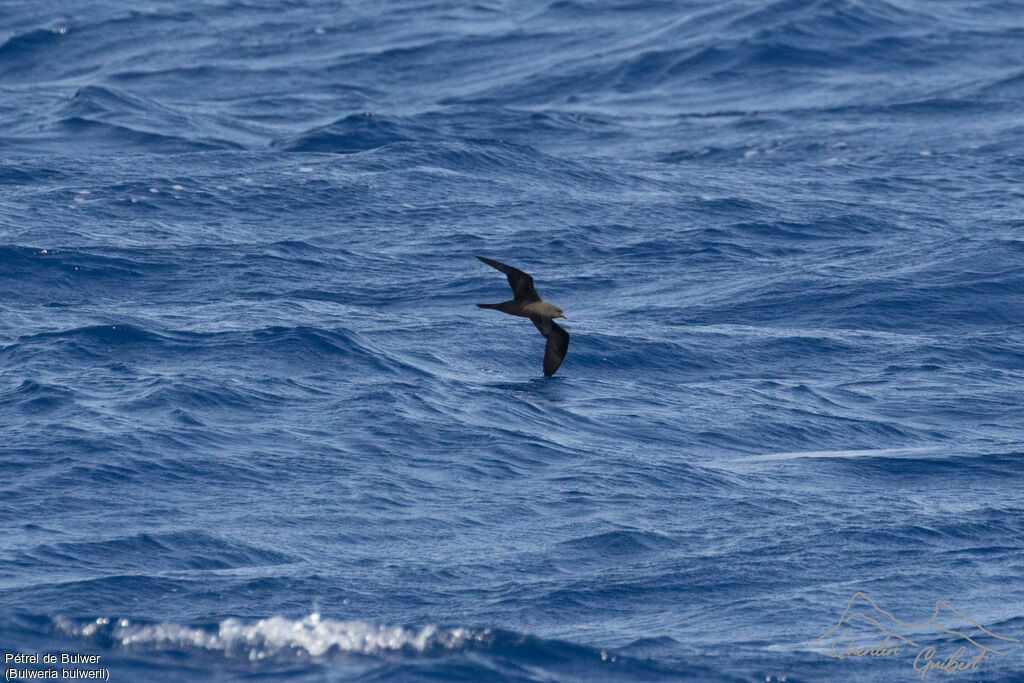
2,1 -> 1023,681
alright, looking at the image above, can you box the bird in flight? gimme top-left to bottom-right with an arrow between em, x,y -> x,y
475,256 -> 570,377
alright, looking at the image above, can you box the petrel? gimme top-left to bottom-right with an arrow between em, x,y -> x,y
475,256 -> 569,377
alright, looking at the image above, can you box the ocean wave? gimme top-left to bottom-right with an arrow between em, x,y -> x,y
13,531 -> 297,574
0,379 -> 77,413
17,115 -> 242,155
3,1 -> 1024,682
32,613 -> 716,681
0,28 -> 69,75
61,614 -> 480,658
278,113 -> 437,154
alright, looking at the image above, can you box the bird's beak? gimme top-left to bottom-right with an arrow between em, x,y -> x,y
560,313 -> 568,320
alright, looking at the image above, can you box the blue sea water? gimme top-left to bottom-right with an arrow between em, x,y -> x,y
2,0 -> 1023,680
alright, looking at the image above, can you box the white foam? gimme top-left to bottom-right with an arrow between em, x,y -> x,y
57,614 -> 483,660
743,446 -> 941,462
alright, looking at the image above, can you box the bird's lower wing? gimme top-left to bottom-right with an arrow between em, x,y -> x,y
531,316 -> 570,376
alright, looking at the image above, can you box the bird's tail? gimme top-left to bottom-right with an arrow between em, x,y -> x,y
476,303 -> 503,310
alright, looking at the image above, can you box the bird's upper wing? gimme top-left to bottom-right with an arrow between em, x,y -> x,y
531,316 -> 570,377
477,256 -> 541,303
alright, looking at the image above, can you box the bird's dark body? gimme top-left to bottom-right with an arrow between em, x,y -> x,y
475,256 -> 570,377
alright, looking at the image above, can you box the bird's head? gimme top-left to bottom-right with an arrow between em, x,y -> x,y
546,303 -> 566,319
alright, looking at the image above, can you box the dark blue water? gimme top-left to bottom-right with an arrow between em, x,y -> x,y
2,1 -> 1023,681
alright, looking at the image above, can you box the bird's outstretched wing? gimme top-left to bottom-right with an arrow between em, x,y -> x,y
476,256 -> 541,303
531,316 -> 570,377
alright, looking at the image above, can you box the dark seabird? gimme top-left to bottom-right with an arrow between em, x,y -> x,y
475,256 -> 569,377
